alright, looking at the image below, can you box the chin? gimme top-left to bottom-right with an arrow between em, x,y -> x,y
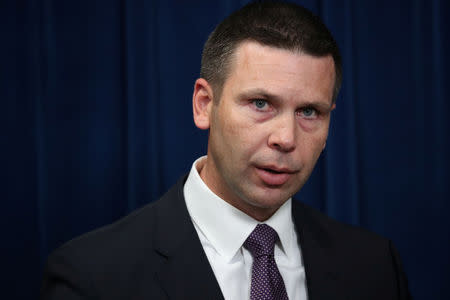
245,191 -> 290,209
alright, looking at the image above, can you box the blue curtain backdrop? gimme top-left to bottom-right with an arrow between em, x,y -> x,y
2,0 -> 449,299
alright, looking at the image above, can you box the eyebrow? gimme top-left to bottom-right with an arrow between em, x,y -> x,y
237,88 -> 333,111
238,88 -> 281,102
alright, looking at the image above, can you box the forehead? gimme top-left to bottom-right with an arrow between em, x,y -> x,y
225,41 -> 335,104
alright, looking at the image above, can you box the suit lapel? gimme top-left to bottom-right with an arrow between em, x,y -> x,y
153,176 -> 224,300
292,200 -> 341,300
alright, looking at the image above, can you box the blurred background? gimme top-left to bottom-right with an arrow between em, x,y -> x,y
2,0 -> 449,298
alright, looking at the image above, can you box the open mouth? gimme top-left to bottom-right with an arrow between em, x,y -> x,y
255,166 -> 294,186
259,165 -> 296,174
263,168 -> 284,174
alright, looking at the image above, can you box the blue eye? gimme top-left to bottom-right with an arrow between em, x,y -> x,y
303,107 -> 315,116
297,107 -> 318,119
253,99 -> 267,109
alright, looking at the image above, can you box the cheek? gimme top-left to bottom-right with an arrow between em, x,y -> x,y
297,131 -> 328,158
232,122 -> 268,157
221,110 -> 262,148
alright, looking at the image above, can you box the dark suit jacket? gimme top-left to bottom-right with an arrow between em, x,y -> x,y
41,176 -> 412,300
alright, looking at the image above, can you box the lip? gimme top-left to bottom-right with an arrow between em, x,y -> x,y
254,165 -> 297,186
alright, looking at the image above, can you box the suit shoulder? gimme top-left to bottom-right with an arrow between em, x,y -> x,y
292,199 -> 389,247
292,200 -> 412,299
41,178 -> 187,299
49,200 -> 159,269
50,177 -> 186,261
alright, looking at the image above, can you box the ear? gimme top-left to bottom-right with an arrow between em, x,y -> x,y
193,78 -> 214,130
331,103 -> 336,111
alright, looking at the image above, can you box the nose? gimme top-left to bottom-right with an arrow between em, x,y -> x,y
268,114 -> 297,152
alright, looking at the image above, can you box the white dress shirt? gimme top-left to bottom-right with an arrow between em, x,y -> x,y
184,156 -> 308,300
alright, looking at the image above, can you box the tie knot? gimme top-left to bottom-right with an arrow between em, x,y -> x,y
244,224 -> 279,257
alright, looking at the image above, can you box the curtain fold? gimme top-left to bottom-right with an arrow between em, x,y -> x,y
122,0 -> 163,211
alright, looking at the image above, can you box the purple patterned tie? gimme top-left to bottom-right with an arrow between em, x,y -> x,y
244,224 -> 289,300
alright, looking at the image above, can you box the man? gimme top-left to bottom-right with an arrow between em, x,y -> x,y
41,1 -> 411,299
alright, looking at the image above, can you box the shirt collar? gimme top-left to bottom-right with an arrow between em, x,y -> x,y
184,156 -> 295,263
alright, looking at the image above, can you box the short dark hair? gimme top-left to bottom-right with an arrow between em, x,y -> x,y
200,0 -> 342,102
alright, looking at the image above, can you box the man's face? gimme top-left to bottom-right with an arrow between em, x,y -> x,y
193,41 -> 335,221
